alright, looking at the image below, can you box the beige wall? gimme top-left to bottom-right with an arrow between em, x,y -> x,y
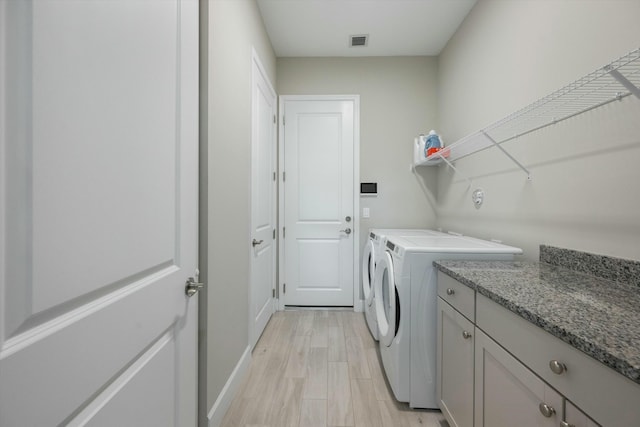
200,0 -> 276,422
437,0 -> 640,260
277,57 -> 440,275
199,1 -> 640,421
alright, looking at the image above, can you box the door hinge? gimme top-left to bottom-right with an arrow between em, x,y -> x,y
282,171 -> 286,182
283,227 -> 286,238
272,288 -> 275,298
273,228 -> 276,239
273,115 -> 276,124
283,283 -> 286,294
282,116 -> 285,126
273,171 -> 276,181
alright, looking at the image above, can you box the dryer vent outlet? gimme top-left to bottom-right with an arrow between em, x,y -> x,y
472,189 -> 484,209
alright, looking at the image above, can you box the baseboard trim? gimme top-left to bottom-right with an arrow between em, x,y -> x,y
206,345 -> 252,427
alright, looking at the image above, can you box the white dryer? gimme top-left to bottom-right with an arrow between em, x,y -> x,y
374,234 -> 522,408
362,229 -> 446,341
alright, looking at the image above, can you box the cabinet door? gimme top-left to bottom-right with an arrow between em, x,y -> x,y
437,298 -> 474,427
565,400 -> 602,427
475,329 -> 563,427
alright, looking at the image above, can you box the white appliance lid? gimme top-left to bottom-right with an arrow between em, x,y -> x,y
388,235 -> 523,254
369,228 -> 447,239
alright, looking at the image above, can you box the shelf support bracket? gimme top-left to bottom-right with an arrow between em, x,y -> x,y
607,68 -> 640,99
481,131 -> 532,180
437,153 -> 473,188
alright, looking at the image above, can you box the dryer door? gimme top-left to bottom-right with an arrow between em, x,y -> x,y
374,251 -> 396,347
362,239 -> 376,306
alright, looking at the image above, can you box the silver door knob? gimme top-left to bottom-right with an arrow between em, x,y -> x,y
339,228 -> 352,235
462,331 -> 472,339
252,239 -> 264,247
185,277 -> 204,297
446,288 -> 455,295
560,422 -> 575,427
538,403 -> 556,418
549,360 -> 567,375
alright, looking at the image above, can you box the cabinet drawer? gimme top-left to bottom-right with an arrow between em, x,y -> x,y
438,272 -> 475,321
476,293 -> 640,427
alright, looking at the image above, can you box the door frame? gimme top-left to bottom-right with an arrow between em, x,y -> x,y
277,94 -> 361,312
248,48 -> 277,348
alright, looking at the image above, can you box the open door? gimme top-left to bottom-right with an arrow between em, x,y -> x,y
0,1 -> 199,424
249,50 -> 277,348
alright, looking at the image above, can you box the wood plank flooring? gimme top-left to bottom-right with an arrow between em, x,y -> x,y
220,310 -> 448,427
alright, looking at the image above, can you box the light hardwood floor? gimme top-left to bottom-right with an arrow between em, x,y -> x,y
220,309 -> 448,427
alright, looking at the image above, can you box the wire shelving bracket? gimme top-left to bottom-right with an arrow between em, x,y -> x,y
419,48 -> 640,178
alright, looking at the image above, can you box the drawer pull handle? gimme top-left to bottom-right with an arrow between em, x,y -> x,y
549,360 -> 567,375
538,403 -> 556,418
462,331 -> 472,339
446,288 -> 455,295
560,422 -> 575,427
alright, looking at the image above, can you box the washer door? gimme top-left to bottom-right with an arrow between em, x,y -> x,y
374,251 -> 396,347
362,239 -> 376,306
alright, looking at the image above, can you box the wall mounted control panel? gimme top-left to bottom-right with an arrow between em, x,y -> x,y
360,182 -> 377,196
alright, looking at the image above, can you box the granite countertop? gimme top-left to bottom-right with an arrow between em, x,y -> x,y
434,258 -> 640,385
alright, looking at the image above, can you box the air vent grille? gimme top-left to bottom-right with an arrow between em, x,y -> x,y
350,34 -> 368,47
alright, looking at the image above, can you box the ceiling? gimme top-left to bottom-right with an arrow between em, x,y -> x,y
256,0 -> 477,57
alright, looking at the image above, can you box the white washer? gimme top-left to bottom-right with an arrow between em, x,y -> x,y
374,234 -> 522,408
362,229 -> 446,340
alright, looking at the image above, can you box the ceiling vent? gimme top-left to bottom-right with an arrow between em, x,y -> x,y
350,34 -> 368,47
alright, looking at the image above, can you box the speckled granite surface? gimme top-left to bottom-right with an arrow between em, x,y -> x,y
540,245 -> 640,288
434,258 -> 640,384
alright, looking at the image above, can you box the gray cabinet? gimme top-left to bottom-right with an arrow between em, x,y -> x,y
476,292 -> 640,427
437,298 -> 474,427
474,328 -> 563,427
436,272 -> 638,427
564,400 -> 601,427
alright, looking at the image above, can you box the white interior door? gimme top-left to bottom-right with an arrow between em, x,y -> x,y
281,97 -> 357,307
250,50 -> 277,348
0,1 -> 199,425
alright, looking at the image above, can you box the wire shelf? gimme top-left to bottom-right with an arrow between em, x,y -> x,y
422,48 -> 640,178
